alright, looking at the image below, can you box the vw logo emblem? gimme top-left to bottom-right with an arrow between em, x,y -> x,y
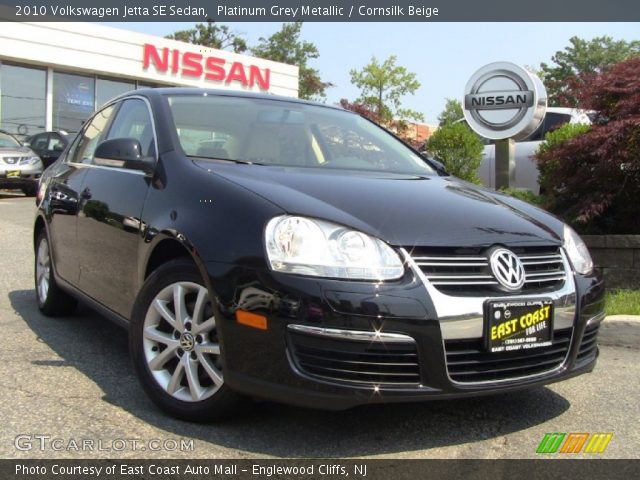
179,332 -> 195,351
489,248 -> 525,291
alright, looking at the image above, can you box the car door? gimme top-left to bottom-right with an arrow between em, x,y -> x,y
42,133 -> 68,168
47,105 -> 117,286
76,98 -> 156,318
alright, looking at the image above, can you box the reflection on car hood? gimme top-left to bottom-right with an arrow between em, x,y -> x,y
195,161 -> 564,248
0,146 -> 36,157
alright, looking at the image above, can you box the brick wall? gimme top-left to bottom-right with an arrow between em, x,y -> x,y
582,235 -> 640,289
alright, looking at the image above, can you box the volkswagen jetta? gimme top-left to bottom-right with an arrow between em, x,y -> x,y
33,88 -> 604,421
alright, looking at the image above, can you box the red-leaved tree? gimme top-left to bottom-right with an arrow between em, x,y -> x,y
536,57 -> 640,233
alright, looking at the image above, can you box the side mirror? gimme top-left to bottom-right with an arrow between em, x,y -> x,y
94,138 -> 154,175
52,144 -> 64,152
22,142 -> 31,147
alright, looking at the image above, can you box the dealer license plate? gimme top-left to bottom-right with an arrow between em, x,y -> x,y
6,170 -> 20,178
486,299 -> 553,353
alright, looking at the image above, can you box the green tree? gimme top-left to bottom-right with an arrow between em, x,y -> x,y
166,22 -> 247,53
540,36 -> 640,107
438,98 -> 464,126
251,22 -> 332,100
425,123 -> 483,183
350,55 -> 423,123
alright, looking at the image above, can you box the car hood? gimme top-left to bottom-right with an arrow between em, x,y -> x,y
0,146 -> 35,157
195,161 -> 564,248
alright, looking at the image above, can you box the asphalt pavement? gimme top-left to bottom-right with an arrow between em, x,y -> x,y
1,194 -> 638,459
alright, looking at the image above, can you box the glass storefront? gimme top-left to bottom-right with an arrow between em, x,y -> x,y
0,62 -> 158,137
52,72 -> 96,134
0,64 -> 46,137
96,78 -> 135,108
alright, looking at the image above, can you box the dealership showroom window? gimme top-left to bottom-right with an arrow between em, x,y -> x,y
0,63 -> 155,137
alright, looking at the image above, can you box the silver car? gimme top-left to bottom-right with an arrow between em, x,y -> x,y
0,130 -> 44,196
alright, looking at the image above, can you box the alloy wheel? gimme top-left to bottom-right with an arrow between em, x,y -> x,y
36,238 -> 51,304
142,281 -> 223,402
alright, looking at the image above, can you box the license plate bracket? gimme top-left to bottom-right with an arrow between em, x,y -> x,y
485,299 -> 554,353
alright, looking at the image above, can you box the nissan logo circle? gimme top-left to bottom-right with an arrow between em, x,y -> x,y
463,61 -> 547,141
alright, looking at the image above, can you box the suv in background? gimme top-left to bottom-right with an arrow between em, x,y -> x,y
27,131 -> 70,169
479,108 -> 591,194
0,130 -> 44,196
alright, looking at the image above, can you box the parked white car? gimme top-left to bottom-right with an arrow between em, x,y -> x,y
478,107 -> 591,194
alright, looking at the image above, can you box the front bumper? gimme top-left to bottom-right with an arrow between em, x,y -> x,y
0,167 -> 41,189
206,254 -> 605,410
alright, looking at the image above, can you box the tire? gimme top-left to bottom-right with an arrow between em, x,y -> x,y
22,185 -> 37,197
129,259 -> 242,422
35,230 -> 77,316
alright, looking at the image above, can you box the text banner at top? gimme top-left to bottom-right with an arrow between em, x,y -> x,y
1,0 -> 639,22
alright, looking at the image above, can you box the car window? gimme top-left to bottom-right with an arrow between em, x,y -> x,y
29,133 -> 49,151
527,113 -> 572,141
70,105 -> 116,165
0,131 -> 21,148
106,99 -> 155,158
47,135 -> 66,151
165,95 -> 435,175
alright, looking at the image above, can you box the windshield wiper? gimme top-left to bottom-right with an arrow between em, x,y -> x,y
188,155 -> 265,166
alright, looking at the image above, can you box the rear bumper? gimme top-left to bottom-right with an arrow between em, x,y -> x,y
206,260 -> 604,410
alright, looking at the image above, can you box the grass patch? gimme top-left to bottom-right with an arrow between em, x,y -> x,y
605,289 -> 640,315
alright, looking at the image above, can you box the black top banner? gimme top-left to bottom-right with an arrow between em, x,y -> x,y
1,0 -> 639,22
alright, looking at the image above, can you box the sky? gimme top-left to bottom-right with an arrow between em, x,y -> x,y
106,22 -> 639,125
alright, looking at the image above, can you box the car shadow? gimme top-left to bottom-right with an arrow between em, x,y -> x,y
10,288 -> 571,458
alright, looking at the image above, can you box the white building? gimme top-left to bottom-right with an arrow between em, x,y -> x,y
0,22 -> 299,137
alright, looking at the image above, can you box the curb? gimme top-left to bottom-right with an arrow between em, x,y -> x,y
599,315 -> 640,349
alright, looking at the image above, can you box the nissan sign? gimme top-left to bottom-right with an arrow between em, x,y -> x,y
463,62 -> 547,141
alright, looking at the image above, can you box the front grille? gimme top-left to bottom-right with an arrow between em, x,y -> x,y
444,328 -> 572,383
410,246 -> 566,296
288,329 -> 421,386
577,324 -> 599,362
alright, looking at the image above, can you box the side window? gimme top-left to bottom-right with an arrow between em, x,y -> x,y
48,135 -> 66,152
70,105 -> 116,165
106,99 -> 155,158
30,134 -> 49,151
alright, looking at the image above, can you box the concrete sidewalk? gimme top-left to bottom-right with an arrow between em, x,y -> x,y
599,315 -> 640,349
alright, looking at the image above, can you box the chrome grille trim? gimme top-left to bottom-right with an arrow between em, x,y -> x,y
287,324 -> 416,344
401,248 -> 577,340
411,249 -> 566,290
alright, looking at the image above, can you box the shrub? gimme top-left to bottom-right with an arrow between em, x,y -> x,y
536,122 -> 591,196
425,122 -> 483,183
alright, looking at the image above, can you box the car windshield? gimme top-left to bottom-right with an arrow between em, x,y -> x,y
0,132 -> 21,148
165,94 -> 435,175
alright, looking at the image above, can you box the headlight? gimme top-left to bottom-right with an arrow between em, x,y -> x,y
265,216 -> 404,280
563,224 -> 593,275
19,156 -> 40,165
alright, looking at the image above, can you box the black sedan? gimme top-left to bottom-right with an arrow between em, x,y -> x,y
34,88 -> 604,421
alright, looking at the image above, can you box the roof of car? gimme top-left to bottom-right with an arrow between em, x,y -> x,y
121,87 -> 345,111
